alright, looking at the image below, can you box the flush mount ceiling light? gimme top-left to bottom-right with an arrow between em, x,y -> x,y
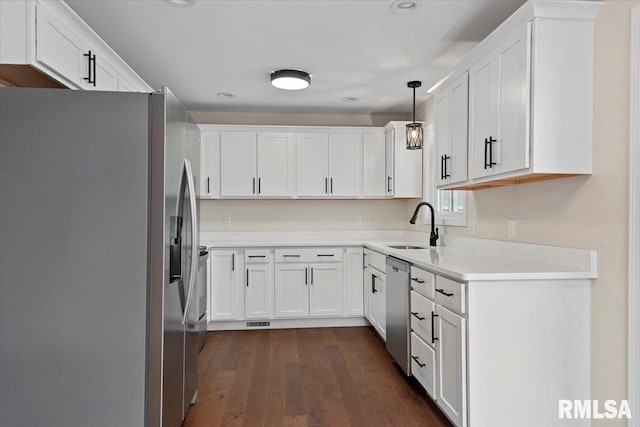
217,92 -> 235,99
342,97 -> 359,103
406,81 -> 423,150
389,0 -> 421,15
166,0 -> 195,5
270,69 -> 311,91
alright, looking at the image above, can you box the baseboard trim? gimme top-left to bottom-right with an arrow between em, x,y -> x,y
207,317 -> 369,331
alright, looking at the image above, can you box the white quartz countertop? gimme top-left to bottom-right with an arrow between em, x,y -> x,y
200,231 -> 598,282
363,242 -> 598,281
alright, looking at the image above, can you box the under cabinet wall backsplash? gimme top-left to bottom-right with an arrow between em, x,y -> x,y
199,199 -> 410,232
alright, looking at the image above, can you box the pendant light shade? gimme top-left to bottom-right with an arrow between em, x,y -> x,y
406,81 -> 423,150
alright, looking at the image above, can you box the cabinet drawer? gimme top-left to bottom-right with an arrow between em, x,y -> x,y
244,249 -> 272,264
368,249 -> 386,273
275,247 -> 343,263
410,266 -> 435,299
411,332 -> 436,399
435,275 -> 466,315
410,291 -> 435,345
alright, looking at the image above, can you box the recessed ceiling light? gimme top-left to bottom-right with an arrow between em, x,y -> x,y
166,0 -> 195,5
389,0 -> 421,15
217,92 -> 235,99
271,69 -> 311,91
342,97 -> 359,103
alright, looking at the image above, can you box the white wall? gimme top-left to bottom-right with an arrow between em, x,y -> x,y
410,2 -> 637,424
200,199 -> 409,232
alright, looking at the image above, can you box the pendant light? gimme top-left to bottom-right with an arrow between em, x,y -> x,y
406,81 -> 423,150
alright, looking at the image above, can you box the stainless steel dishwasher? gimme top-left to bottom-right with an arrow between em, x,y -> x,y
386,256 -> 411,375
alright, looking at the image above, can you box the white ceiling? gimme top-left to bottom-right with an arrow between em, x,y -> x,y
66,0 -> 525,114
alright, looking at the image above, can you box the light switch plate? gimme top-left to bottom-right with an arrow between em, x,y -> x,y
223,216 -> 232,227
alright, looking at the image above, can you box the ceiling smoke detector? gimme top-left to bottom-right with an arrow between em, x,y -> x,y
389,0 -> 421,15
270,69 -> 311,91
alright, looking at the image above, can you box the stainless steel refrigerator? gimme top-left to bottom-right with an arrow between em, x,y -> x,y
0,87 -> 200,427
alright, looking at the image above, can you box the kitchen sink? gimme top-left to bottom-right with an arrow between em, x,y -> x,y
387,245 -> 428,250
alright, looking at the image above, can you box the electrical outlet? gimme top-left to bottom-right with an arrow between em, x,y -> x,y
223,216 -> 232,228
468,219 -> 477,235
508,219 -> 516,238
355,216 -> 362,226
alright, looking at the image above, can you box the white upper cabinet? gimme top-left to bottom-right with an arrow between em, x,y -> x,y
35,3 -> 88,89
363,133 -> 386,197
1,1 -> 152,92
435,2 -> 600,190
436,73 -> 468,187
297,133 -> 329,197
384,122 -> 423,198
257,133 -> 296,197
200,124 -> 413,199
328,133 -> 362,197
220,132 -> 257,197
200,131 -> 220,199
469,25 -> 529,180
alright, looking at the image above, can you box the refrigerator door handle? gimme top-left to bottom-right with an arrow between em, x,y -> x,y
181,159 -> 199,325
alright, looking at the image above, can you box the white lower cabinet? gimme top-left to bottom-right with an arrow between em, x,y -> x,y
345,247 -> 364,316
436,305 -> 467,427
274,264 -> 309,318
410,267 -> 466,427
244,263 -> 273,319
209,250 -> 243,321
309,263 -> 343,317
411,332 -> 436,400
364,263 -> 386,341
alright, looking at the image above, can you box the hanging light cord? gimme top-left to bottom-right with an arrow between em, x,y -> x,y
412,85 -> 416,124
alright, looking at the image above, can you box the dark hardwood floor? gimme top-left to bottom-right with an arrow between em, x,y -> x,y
183,326 -> 452,427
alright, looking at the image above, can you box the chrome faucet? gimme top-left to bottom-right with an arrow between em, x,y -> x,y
409,202 -> 439,247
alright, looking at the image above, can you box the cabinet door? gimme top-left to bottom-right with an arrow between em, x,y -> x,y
376,273 -> 386,340
469,56 -> 498,180
256,133 -> 295,197
363,266 -> 371,320
274,264 -> 309,318
345,248 -> 364,316
385,128 -> 394,196
436,305 -> 467,427
435,90 -> 451,187
200,131 -> 220,198
449,73 -> 469,185
297,133 -> 329,197
393,126 -> 423,198
209,250 -> 243,320
92,52 -> 118,91
495,24 -> 530,175
329,133 -> 362,197
363,133 -> 386,197
245,264 -> 273,319
309,263 -> 343,317
35,3 -> 89,89
220,132 -> 256,197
